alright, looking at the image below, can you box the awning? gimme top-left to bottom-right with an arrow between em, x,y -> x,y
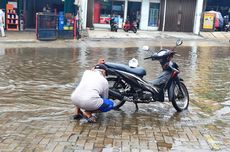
0,0 -> 7,10
64,0 -> 75,13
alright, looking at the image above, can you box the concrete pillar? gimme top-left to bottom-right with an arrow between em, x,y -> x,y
140,0 -> 149,30
124,0 -> 128,23
193,0 -> 204,35
162,0 -> 167,31
78,0 -> 87,29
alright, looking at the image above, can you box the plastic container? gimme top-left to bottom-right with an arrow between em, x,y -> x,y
58,12 -> 64,30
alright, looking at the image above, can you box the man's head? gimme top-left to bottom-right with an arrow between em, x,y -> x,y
97,58 -> 105,64
94,64 -> 108,76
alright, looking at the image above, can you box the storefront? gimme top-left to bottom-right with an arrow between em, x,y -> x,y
92,0 -> 125,28
88,0 -> 160,30
22,0 -> 65,29
205,0 -> 230,17
158,0 -> 197,32
204,0 -> 230,31
0,0 -> 78,30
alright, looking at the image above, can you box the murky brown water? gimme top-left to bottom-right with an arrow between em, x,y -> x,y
0,47 -> 229,115
0,46 -> 230,151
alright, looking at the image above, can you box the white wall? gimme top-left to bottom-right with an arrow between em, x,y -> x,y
140,0 -> 160,30
140,0 -> 149,30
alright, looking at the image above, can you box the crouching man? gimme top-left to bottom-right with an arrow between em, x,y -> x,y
71,64 -> 114,123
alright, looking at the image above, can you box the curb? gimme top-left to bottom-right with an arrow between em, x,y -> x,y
0,39 -> 37,43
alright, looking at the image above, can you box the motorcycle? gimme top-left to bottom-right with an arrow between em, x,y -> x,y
123,20 -> 137,33
109,18 -> 118,32
224,22 -> 230,32
105,39 -> 189,112
224,15 -> 229,32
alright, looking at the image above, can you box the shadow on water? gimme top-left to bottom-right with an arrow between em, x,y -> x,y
0,46 -> 230,151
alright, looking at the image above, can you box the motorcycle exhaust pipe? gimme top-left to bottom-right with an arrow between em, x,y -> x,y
109,89 -> 132,102
109,90 -> 124,100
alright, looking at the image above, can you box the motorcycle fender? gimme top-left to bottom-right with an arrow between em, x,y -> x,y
168,81 -> 176,102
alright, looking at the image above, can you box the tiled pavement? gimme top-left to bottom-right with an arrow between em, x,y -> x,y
0,101 -> 230,152
0,30 -> 230,43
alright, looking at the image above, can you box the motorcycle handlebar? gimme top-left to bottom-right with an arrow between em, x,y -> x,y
144,56 -> 158,60
144,56 -> 152,60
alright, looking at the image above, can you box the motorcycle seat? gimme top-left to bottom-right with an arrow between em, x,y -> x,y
105,62 -> 146,77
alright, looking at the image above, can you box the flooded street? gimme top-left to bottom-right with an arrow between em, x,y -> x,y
0,45 -> 230,152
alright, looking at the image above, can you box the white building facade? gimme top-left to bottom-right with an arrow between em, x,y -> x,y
78,0 -> 204,34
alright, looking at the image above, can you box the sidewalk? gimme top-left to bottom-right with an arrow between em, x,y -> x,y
0,29 -> 229,44
0,31 -> 37,43
86,29 -> 203,40
200,31 -> 230,41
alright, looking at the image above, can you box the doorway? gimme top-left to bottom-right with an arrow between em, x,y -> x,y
23,0 -> 63,29
127,2 -> 141,28
159,0 -> 196,32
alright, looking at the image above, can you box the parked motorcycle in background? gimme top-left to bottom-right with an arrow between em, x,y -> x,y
105,39 -> 189,112
123,19 -> 137,33
109,17 -> 118,32
224,15 -> 230,32
225,23 -> 230,32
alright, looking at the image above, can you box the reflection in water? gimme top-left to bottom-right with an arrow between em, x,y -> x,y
189,47 -> 230,103
0,46 -> 229,117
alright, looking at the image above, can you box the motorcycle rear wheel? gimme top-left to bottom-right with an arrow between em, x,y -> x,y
123,28 -> 128,32
132,27 -> 137,33
171,82 -> 189,112
107,77 -> 126,110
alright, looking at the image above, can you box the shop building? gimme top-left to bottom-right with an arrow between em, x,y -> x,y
85,0 -> 161,31
0,0 -> 77,30
82,0 -> 205,33
1,0 -> 229,34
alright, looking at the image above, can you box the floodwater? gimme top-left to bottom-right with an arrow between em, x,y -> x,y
0,46 -> 230,151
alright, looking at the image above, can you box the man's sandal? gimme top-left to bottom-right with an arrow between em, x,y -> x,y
72,113 -> 83,120
85,115 -> 97,123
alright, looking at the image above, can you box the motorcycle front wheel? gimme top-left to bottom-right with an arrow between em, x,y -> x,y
107,77 -> 127,110
171,82 -> 189,112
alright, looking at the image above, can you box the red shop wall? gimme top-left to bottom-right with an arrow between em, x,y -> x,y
94,0 -> 100,23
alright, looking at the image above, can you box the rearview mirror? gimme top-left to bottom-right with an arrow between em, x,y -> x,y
176,39 -> 183,46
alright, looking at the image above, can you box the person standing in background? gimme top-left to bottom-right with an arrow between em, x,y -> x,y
0,9 -> 6,37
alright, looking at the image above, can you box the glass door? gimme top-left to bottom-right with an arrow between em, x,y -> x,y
148,3 -> 160,27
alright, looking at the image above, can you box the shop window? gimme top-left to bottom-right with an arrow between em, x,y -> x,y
112,1 -> 124,17
94,0 -> 124,25
94,0 -> 111,24
148,3 -> 160,27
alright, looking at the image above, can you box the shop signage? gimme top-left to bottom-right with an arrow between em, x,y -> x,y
8,2 -> 17,8
202,12 -> 215,30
